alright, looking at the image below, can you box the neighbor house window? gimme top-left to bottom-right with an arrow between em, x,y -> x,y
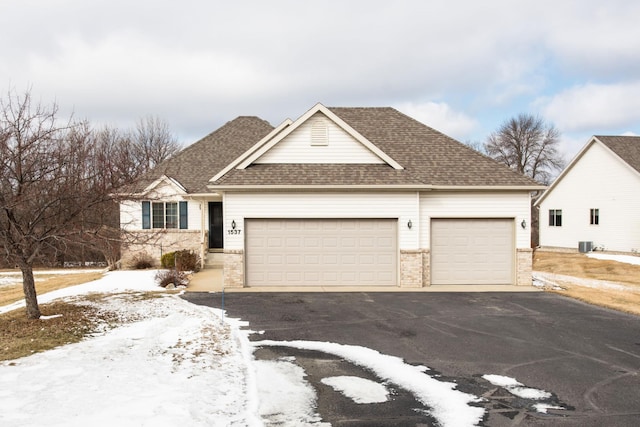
590,208 -> 599,225
549,209 -> 562,227
142,201 -> 188,230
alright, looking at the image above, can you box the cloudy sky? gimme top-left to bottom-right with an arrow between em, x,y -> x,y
1,0 -> 639,159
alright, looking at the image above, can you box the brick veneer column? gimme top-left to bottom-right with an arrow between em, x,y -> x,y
400,250 -> 423,288
421,249 -> 431,287
223,250 -> 244,288
516,248 -> 533,286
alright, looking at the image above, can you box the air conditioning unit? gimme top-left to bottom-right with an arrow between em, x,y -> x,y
578,241 -> 593,253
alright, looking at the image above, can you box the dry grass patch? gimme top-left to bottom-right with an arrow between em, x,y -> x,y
553,285 -> 640,317
534,251 -> 640,315
533,251 -> 640,286
0,270 -> 104,307
0,299 -> 108,361
0,292 -> 165,361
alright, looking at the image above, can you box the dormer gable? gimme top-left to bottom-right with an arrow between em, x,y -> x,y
142,175 -> 187,197
234,103 -> 403,170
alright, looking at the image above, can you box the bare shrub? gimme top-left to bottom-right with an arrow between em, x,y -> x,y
155,269 -> 188,288
130,252 -> 154,269
161,249 -> 200,272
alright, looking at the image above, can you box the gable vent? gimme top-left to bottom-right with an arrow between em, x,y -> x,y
310,119 -> 329,146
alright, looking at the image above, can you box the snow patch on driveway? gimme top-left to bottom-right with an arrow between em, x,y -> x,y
255,359 -> 328,426
483,374 -> 551,400
321,376 -> 390,404
254,340 -> 485,427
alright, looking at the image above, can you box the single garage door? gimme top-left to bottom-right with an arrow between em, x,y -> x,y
246,219 -> 397,286
431,218 -> 514,285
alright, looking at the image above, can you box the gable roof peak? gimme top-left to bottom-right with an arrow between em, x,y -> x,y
230,102 -> 404,171
593,134 -> 640,174
535,134 -> 640,206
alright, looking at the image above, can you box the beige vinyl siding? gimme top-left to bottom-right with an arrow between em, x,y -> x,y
539,142 -> 640,252
255,112 -> 384,164
419,192 -> 531,249
120,201 -> 142,230
223,192 -> 418,251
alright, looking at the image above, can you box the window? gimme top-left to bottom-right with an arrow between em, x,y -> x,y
142,201 -> 188,229
165,202 -> 178,229
549,209 -> 562,227
590,208 -> 599,225
152,202 -> 166,228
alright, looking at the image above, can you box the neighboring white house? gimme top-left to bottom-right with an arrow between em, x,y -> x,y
535,135 -> 640,253
120,103 -> 543,288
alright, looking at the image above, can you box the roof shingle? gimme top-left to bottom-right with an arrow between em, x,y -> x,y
596,135 -> 640,174
129,116 -> 273,193
216,107 -> 540,187
133,106 -> 542,193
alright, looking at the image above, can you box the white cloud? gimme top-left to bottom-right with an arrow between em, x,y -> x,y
540,2 -> 640,79
2,1 -> 640,149
394,101 -> 478,140
539,81 -> 640,132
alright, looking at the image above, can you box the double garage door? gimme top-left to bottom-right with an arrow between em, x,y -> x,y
246,219 -> 397,286
244,218 -> 514,287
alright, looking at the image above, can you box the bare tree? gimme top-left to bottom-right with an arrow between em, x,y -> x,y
0,90 -> 116,319
485,114 -> 565,184
464,139 -> 486,154
132,116 -> 180,171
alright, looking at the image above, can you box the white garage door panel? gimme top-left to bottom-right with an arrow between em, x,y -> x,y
246,219 -> 397,286
431,219 -> 514,285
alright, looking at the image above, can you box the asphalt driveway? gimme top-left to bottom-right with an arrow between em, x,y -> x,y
182,292 -> 640,426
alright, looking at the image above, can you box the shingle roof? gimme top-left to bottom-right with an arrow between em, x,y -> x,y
128,116 -> 274,193
132,107 -> 541,194
215,107 -> 540,187
596,135 -> 640,174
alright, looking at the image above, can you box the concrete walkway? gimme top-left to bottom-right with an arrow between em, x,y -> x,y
187,268 -> 223,292
186,268 -> 540,293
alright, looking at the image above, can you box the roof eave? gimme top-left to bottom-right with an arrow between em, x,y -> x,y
207,184 -> 546,192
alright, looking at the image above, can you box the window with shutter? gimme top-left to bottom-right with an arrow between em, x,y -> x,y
142,201 -> 151,229
179,201 -> 188,229
142,201 -> 188,230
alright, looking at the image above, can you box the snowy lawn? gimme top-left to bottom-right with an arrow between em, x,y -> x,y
1,270 -> 564,426
586,252 -> 640,266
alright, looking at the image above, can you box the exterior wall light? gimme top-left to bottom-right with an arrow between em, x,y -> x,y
521,219 -> 526,229
408,219 -> 413,229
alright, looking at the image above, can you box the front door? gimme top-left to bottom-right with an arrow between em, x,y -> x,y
208,202 -> 223,249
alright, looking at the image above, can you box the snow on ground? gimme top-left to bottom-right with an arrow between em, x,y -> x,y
533,271 -> 639,291
0,271 -> 259,427
533,271 -> 636,291
533,253 -> 640,291
0,269 -> 164,315
587,253 -> 640,266
0,269 -> 105,287
254,359 -> 329,426
255,340 -> 485,427
321,376 -> 390,404
3,269 -> 572,426
483,375 -> 565,414
0,269 -> 106,277
483,375 -> 551,400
